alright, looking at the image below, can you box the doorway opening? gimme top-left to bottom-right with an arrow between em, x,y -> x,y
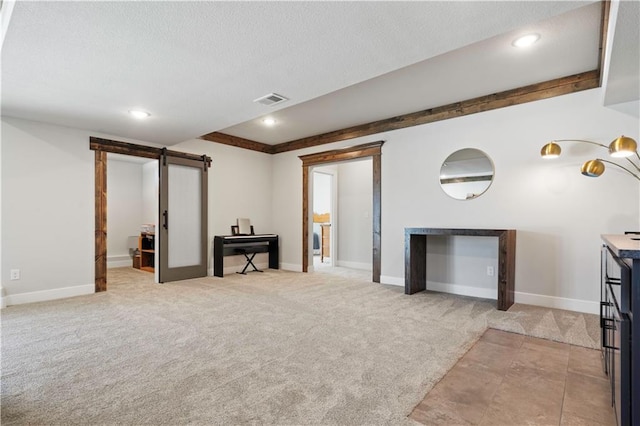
299,141 -> 383,283
105,153 -> 158,283
312,159 -> 374,277
91,137 -> 211,292
312,168 -> 336,269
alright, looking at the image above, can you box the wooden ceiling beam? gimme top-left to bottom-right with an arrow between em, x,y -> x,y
200,131 -> 275,154
271,70 -> 600,154
201,70 -> 600,156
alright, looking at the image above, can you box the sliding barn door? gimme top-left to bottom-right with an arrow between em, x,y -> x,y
159,155 -> 208,282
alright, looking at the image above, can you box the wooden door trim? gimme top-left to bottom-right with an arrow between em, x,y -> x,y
95,151 -> 107,292
299,141 -> 383,282
90,137 -> 212,166
92,137 -> 211,292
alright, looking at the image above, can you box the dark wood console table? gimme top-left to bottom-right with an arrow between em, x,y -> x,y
404,228 -> 516,311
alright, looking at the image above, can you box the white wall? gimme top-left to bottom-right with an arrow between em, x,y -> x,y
169,139 -> 274,274
313,171 -> 332,215
141,160 -> 159,278
142,161 -> 158,225
425,236 -> 499,300
0,116 -> 4,307
271,88 -> 640,313
106,158 -> 143,268
2,87 -> 638,312
1,118 -> 97,303
0,117 -> 272,304
0,117 -> 162,305
337,159 -> 372,270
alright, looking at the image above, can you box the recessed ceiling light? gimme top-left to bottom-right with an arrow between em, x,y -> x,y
128,110 -> 151,119
512,33 -> 540,48
262,118 -> 276,126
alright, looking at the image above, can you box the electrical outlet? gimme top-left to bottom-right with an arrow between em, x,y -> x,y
487,266 -> 494,277
10,269 -> 20,280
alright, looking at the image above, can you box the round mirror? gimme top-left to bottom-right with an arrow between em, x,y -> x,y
439,148 -> 494,200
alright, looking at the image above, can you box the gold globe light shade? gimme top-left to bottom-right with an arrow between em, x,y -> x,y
581,159 -> 606,177
540,142 -> 561,158
608,136 -> 638,158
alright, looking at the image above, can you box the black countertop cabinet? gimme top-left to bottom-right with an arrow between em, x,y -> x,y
601,234 -> 640,426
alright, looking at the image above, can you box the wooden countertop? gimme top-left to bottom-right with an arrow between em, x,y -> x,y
602,234 -> 640,259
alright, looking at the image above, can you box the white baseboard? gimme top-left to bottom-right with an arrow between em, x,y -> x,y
107,255 -> 132,269
380,278 -> 494,300
4,284 -> 94,306
427,281 -> 497,300
379,275 -> 598,314
514,291 -> 598,314
336,260 -> 372,271
380,275 -> 404,287
280,263 -> 302,272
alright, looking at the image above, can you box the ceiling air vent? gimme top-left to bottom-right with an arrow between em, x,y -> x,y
253,93 -> 288,106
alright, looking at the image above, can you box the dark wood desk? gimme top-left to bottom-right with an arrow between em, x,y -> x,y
213,234 -> 279,277
405,228 -> 516,311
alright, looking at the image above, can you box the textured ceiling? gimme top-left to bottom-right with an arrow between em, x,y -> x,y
222,3 -> 601,144
1,1 -> 635,147
603,0 -> 640,107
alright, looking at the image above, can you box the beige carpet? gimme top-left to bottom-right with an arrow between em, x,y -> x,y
1,267 -> 600,425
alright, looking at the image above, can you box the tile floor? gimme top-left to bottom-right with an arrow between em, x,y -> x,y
410,328 -> 615,425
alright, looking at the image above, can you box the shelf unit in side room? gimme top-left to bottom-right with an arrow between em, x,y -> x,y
139,232 -> 155,273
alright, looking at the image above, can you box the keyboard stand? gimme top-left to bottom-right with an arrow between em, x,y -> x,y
213,234 -> 279,277
236,249 -> 263,274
